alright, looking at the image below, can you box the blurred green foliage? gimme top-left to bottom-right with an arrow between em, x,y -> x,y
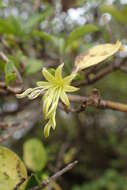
100,5 -> 127,24
72,169 -> 127,190
1,0 -> 127,189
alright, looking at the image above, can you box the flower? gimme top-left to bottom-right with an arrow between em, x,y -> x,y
16,64 -> 78,137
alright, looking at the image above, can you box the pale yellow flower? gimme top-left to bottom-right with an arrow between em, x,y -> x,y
16,64 -> 78,137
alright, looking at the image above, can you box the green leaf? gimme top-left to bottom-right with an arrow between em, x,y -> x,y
17,175 -> 39,190
32,30 -> 55,43
24,175 -> 39,190
100,5 -> 127,24
24,13 -> 43,32
18,179 -> 29,190
9,17 -> 24,37
24,58 -> 42,75
0,145 -> 27,190
5,73 -> 16,86
65,24 -> 98,47
23,138 -> 47,172
55,38 -> 65,55
0,19 -> 14,35
4,62 -> 16,86
24,7 -> 52,32
0,17 -> 24,37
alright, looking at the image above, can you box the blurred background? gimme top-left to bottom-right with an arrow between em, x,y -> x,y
1,0 -> 127,189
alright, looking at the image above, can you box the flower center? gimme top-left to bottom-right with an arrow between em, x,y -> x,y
54,80 -> 64,89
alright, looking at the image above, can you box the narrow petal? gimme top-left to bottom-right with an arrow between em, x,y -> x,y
28,89 -> 41,99
37,81 -> 50,87
43,97 -> 52,117
51,112 -> 56,130
55,63 -> 64,81
43,89 -> 55,118
64,85 -> 79,92
42,67 -> 55,82
16,88 -> 33,98
63,73 -> 76,84
43,90 -> 50,117
60,91 -> 70,106
44,120 -> 52,138
46,101 -> 57,119
45,88 -> 61,119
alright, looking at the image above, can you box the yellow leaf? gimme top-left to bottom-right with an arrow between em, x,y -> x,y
0,146 -> 27,190
74,41 -> 122,72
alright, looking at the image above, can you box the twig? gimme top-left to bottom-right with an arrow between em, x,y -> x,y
67,89 -> 127,113
77,58 -> 127,87
30,160 -> 78,190
120,65 -> 127,73
0,82 -> 24,95
7,85 -> 24,93
99,100 -> 127,112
